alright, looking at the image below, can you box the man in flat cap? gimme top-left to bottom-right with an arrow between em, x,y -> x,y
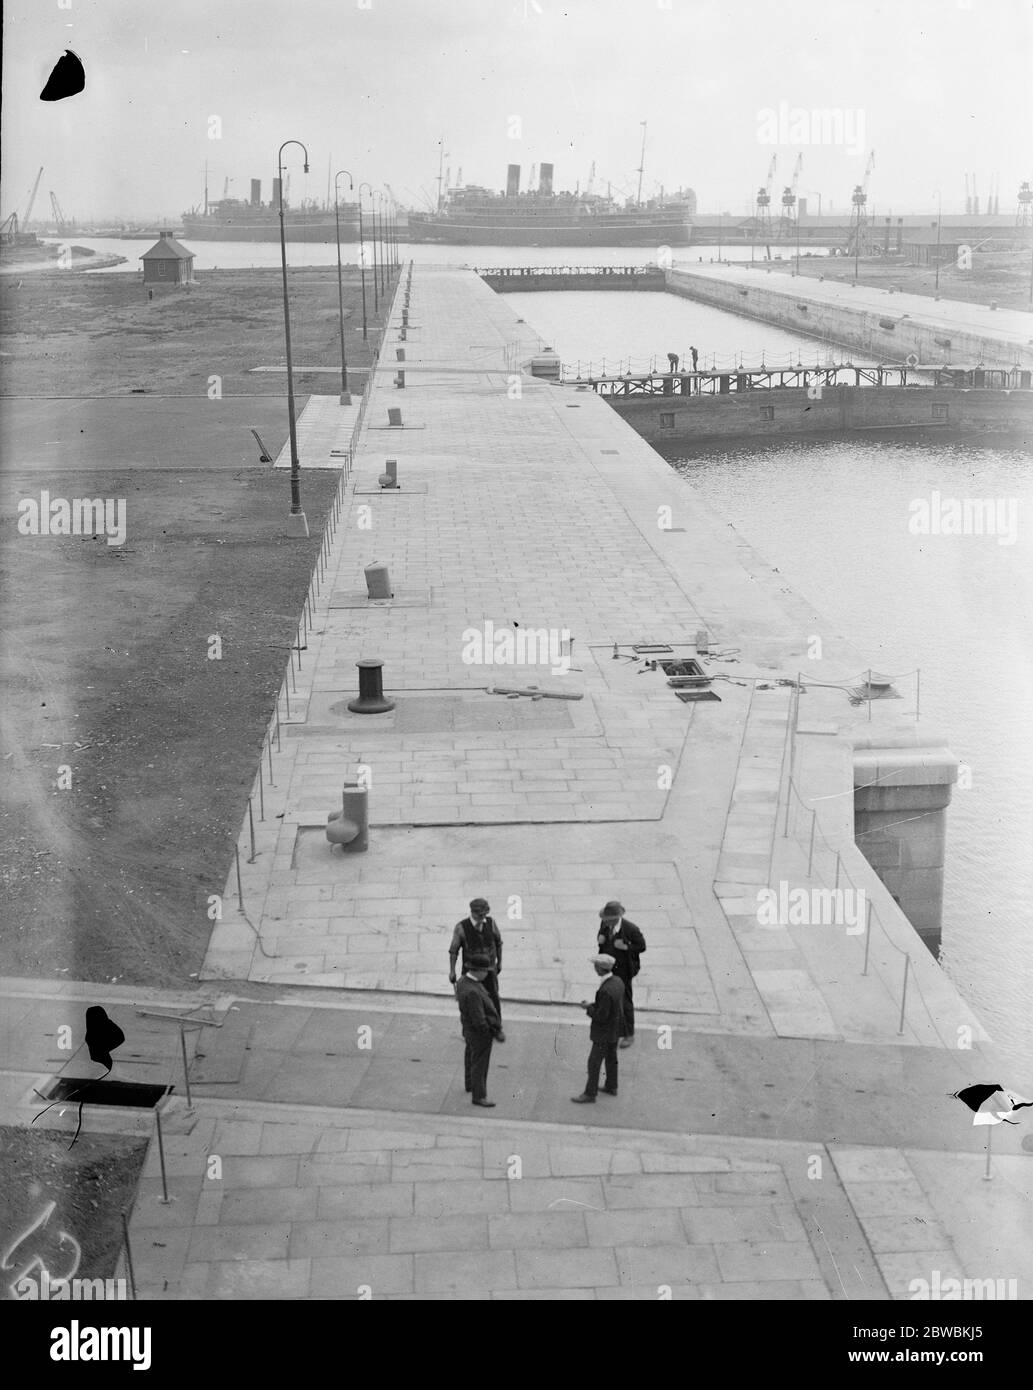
596,900 -> 646,1048
572,956 -> 626,1103
456,953 -> 502,1108
449,897 -> 505,1041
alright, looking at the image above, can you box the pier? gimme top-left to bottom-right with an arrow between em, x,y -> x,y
129,264 -> 1032,1303
477,264 -> 665,292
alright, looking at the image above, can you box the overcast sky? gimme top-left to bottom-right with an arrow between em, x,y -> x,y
2,0 -> 1031,222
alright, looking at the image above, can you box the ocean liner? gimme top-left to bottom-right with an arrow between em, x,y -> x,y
180,177 -> 359,243
406,163 -> 695,247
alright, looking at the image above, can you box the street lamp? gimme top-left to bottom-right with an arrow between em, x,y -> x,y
278,139 -> 310,539
356,182 -> 369,341
934,189 -> 943,294
359,182 -> 378,315
334,169 -> 353,405
374,192 -> 386,296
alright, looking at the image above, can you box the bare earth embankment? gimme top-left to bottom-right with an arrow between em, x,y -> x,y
0,265 -> 397,985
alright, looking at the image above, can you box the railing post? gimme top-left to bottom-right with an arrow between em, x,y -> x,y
178,1023 -> 194,1111
257,767 -> 265,821
834,851 -> 841,892
235,843 -> 244,913
120,1210 -> 137,1299
897,955 -> 910,1034
154,1108 -> 171,1204
862,899 -> 872,976
807,808 -> 816,876
247,796 -> 256,863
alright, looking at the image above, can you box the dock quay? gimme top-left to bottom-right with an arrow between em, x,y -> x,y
9,267 -> 1027,1304
666,263 -> 1033,370
477,265 -> 665,292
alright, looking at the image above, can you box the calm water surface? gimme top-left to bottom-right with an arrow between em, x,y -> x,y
508,289 -> 1033,1074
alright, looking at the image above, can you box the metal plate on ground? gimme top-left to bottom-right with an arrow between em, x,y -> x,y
326,692 -> 574,733
330,589 -> 432,609
352,482 -> 428,495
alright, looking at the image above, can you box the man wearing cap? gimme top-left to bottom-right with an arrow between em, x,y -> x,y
596,900 -> 646,1048
572,955 -> 625,1103
456,954 -> 501,1108
449,898 -> 505,1042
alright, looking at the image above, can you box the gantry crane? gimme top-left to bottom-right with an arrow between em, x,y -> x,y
778,154 -> 803,236
1017,179 -> 1033,229
754,155 -> 777,241
847,150 -> 876,257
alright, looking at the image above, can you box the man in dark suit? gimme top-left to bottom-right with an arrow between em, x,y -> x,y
572,956 -> 626,1103
449,897 -> 505,1041
456,953 -> 502,1108
596,900 -> 646,1047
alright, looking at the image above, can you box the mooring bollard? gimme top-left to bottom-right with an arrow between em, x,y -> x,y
326,781 -> 370,852
395,371 -> 405,388
378,459 -> 399,490
347,658 -> 396,713
388,407 -> 402,427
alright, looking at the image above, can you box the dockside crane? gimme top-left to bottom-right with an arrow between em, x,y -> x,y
847,150 -> 876,263
22,166 -> 44,230
753,155 -> 777,253
778,154 -> 803,236
1016,179 -> 1032,229
49,192 -> 69,234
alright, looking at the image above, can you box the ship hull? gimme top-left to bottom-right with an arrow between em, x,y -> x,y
178,219 -> 360,243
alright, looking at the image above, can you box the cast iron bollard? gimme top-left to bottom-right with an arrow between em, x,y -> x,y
327,781 -> 370,852
378,460 -> 398,490
347,658 -> 395,713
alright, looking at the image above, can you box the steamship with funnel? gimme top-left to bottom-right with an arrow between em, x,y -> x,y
407,163 -> 695,247
180,176 -> 359,242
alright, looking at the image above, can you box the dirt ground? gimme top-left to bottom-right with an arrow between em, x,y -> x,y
0,1126 -> 148,1298
0,266 -> 398,987
790,248 -> 1033,312
0,265 -> 385,397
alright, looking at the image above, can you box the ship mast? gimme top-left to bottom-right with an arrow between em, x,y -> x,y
636,121 -> 647,207
436,137 -> 447,211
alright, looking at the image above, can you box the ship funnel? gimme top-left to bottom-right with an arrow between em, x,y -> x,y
250,179 -> 261,206
272,177 -> 283,208
539,163 -> 554,196
506,164 -> 521,198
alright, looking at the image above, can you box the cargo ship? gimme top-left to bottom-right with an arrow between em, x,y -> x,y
406,162 -> 695,247
180,176 -> 359,243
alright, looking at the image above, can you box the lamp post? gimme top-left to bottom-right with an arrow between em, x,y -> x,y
278,139 -> 310,538
374,193 -> 386,296
356,182 -> 369,339
934,189 -> 942,294
360,183 -> 378,315
334,169 -> 354,405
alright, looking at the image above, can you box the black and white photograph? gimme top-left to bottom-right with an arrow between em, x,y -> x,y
1,0 -> 1030,1356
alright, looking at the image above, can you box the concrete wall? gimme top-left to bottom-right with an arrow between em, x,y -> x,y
852,729 -> 959,952
665,266 -> 1033,369
480,270 -> 665,293
605,384 -> 1033,447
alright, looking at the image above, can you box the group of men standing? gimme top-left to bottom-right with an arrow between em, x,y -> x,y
449,896 -> 646,1109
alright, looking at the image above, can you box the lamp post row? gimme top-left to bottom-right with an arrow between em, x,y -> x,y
279,143 -> 399,537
